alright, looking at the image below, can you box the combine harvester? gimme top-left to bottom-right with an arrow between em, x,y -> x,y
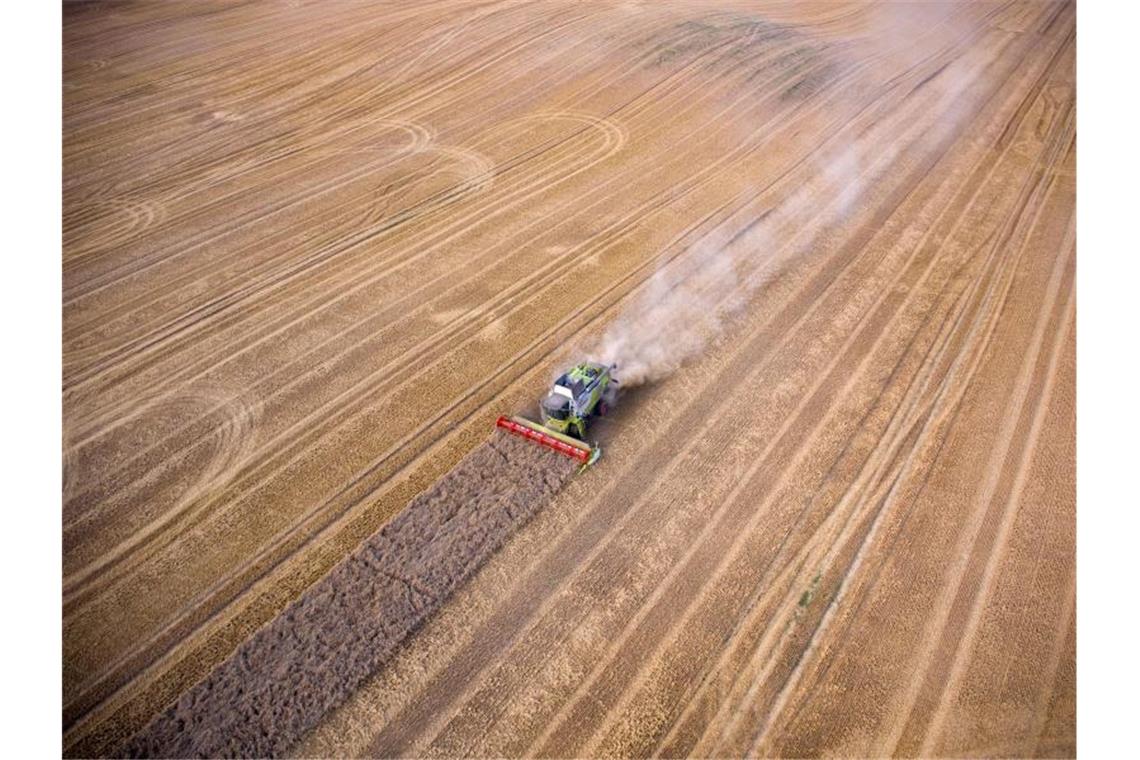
496,361 -> 618,471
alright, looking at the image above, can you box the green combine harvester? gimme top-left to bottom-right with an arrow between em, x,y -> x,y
496,361 -> 618,469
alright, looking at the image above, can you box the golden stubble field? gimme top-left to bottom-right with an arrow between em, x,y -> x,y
63,1 -> 1075,756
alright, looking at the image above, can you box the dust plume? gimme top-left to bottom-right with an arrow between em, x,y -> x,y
589,2 -> 989,389
589,158 -> 848,388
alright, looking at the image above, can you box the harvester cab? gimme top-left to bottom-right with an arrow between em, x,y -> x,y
540,362 -> 618,439
496,361 -> 618,470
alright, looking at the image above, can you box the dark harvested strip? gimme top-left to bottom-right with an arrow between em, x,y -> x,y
124,432 -> 577,758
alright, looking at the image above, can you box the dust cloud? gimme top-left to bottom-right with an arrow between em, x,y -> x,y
589,3 -> 989,389
589,162 -> 849,388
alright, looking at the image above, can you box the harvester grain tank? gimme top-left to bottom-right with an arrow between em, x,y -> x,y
496,361 -> 618,469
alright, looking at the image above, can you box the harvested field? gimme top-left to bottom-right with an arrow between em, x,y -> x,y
127,434 -> 575,758
63,1 -> 1076,757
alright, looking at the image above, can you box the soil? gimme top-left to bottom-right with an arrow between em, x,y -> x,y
63,1 -> 1075,757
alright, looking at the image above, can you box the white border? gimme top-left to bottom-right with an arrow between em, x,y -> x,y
1078,1 -> 1139,757
2,0 -> 62,756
